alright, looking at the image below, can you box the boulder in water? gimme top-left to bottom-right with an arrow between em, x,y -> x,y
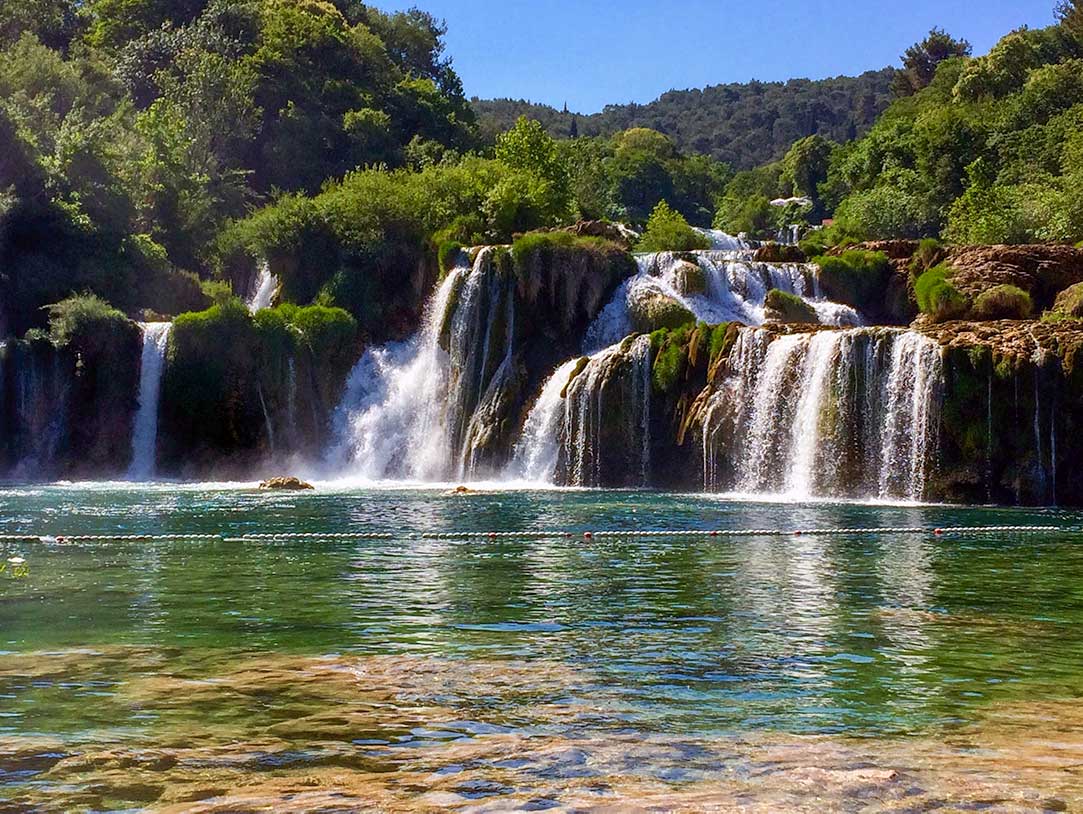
259,477 -> 315,491
764,289 -> 821,325
671,260 -> 707,296
628,288 -> 695,334
443,485 -> 478,496
753,243 -> 806,263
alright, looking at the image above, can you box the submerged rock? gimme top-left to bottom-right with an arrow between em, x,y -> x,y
259,477 -> 314,491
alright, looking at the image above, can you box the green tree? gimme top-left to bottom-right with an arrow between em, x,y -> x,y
637,200 -> 710,252
893,28 -> 972,96
494,116 -> 571,219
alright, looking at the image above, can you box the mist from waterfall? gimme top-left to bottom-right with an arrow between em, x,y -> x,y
126,322 -> 172,480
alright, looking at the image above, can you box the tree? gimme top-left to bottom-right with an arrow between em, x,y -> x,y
780,135 -> 835,200
494,116 -> 571,217
637,201 -> 710,252
893,28 -> 972,96
1058,0 -> 1083,41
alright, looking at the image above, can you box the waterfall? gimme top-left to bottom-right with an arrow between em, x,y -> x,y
328,249 -> 517,481
126,323 -> 172,481
705,328 -> 943,502
557,335 -> 652,487
510,358 -> 582,482
584,251 -> 861,351
247,262 -> 278,313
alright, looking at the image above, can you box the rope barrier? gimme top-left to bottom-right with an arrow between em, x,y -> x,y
0,525 -> 1072,544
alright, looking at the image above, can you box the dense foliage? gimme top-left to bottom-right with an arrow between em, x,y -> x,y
718,14 -> 1083,244
0,0 -> 476,333
473,69 -> 896,171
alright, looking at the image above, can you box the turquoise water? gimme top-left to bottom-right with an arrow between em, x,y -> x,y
2,485 -> 1083,809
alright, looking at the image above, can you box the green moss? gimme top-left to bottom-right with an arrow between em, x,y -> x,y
765,288 -> 818,323
909,237 -> 943,274
971,284 -> 1033,320
437,240 -> 463,277
812,250 -> 892,310
708,323 -> 736,364
915,265 -> 970,321
560,356 -> 591,398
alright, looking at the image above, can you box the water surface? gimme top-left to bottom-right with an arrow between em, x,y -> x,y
1,486 -> 1082,810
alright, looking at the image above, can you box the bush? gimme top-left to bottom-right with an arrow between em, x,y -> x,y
812,249 -> 892,310
636,201 -> 711,252
46,293 -> 132,348
438,240 -> 463,276
915,265 -> 970,321
971,284 -> 1033,320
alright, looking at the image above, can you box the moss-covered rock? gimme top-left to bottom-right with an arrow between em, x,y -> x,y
764,289 -> 820,324
1052,282 -> 1083,319
813,250 -> 892,312
753,243 -> 806,263
971,284 -> 1033,320
628,288 -> 696,334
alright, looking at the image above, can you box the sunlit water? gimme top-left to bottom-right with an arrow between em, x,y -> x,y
2,485 -> 1083,810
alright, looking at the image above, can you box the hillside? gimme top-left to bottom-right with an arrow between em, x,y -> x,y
473,68 -> 896,169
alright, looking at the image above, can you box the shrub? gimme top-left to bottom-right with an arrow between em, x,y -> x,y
765,289 -> 819,323
971,284 -> 1033,320
636,201 -> 711,252
910,237 -> 943,274
915,265 -> 970,321
812,249 -> 892,309
46,293 -> 131,348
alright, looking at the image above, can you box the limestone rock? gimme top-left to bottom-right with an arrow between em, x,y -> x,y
628,288 -> 696,334
259,477 -> 315,491
671,260 -> 707,296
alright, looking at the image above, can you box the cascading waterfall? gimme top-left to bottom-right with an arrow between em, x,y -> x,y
247,262 -> 278,313
126,323 -> 172,480
510,358 -> 582,482
556,334 -> 652,487
329,249 -> 516,481
584,251 -> 861,351
704,327 -> 943,502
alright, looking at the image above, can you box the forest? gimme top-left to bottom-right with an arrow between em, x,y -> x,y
2,0 -> 1083,346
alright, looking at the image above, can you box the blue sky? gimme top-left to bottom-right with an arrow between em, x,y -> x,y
378,0 -> 1058,112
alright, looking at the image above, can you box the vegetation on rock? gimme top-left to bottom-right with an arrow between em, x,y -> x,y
636,202 -> 710,252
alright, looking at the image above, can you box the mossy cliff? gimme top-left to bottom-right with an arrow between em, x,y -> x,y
919,320 -> 1083,506
0,303 -> 141,479
159,301 -> 358,478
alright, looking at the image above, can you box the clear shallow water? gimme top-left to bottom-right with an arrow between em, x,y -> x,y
2,486 -> 1083,810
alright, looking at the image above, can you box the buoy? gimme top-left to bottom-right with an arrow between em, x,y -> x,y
583,532 -> 593,540
794,530 -> 803,537
934,528 -> 943,536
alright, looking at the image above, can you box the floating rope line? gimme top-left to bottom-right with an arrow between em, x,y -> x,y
0,525 -> 1073,544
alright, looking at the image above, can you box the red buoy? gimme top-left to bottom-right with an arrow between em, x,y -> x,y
584,532 -> 593,540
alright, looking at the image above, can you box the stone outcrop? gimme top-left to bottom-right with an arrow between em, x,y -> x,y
627,288 -> 696,333
944,245 -> 1083,310
259,477 -> 315,491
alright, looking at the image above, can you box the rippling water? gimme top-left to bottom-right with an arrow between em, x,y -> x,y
2,485 -> 1083,810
